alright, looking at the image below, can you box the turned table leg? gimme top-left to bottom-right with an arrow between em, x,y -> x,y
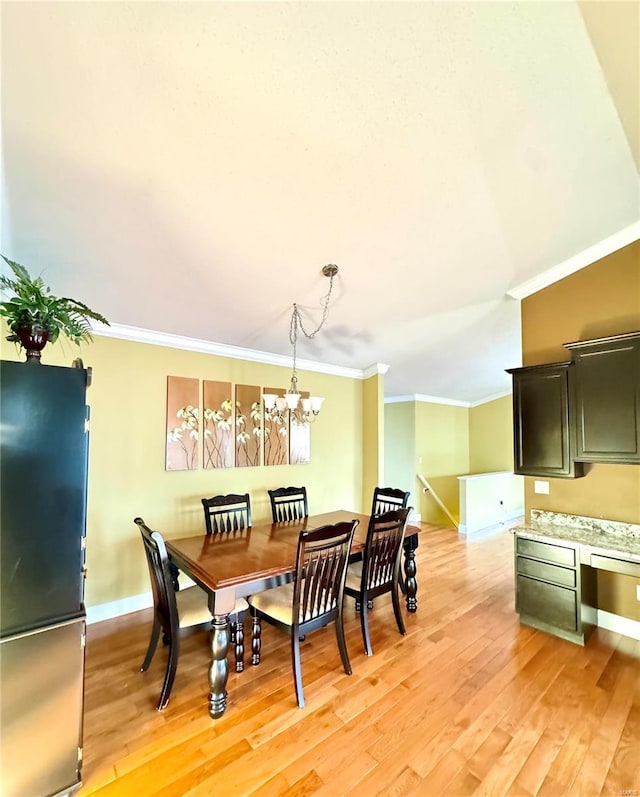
168,560 -> 180,592
251,613 -> 261,665
403,537 -> 418,613
208,613 -> 230,718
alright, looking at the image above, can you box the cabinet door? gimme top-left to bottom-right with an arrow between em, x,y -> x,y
509,364 -> 583,478
516,575 -> 578,632
571,340 -> 640,462
0,361 -> 89,634
0,618 -> 85,796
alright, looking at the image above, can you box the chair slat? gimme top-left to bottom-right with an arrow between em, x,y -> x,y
371,486 -> 410,516
268,486 -> 308,524
202,493 -> 252,535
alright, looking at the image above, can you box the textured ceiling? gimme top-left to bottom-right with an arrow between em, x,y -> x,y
1,2 -> 638,403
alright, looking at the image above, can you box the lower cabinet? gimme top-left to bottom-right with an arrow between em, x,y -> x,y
514,535 -> 597,644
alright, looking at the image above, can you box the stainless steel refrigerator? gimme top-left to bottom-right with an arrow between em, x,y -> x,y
1,360 -> 89,797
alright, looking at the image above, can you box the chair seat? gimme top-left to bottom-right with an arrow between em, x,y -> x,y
346,561 -> 391,592
345,561 -> 363,591
177,587 -> 248,628
249,584 -> 294,626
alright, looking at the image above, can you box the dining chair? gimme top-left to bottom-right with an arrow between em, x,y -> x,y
370,487 -> 411,597
344,507 -> 411,656
201,493 -> 252,534
268,486 -> 308,523
248,519 -> 358,708
371,486 -> 410,516
201,495 -> 254,663
135,517 -> 249,710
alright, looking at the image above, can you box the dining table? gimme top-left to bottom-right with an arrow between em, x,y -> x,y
165,509 -> 421,718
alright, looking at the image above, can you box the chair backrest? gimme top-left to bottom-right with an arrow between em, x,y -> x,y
361,508 -> 412,592
371,486 -> 410,516
134,517 -> 178,633
268,486 -> 308,523
293,520 -> 358,629
201,493 -> 252,534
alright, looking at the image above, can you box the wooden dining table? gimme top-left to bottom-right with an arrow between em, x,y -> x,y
165,509 -> 421,718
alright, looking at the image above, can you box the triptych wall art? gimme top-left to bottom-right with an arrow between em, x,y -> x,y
165,376 -> 311,471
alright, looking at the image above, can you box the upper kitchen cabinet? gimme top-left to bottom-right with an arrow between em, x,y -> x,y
507,363 -> 584,479
564,332 -> 640,463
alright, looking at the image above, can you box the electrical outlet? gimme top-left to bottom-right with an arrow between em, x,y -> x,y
534,480 -> 550,495
636,584 -> 640,601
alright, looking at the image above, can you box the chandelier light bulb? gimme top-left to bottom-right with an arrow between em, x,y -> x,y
310,396 -> 325,413
262,393 -> 277,411
285,392 -> 301,410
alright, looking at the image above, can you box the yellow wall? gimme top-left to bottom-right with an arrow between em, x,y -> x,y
383,394 -> 515,526
384,402 -> 416,508
362,373 -> 384,510
469,395 -> 514,474
415,401 -> 470,525
521,239 -> 640,619
1,332 -> 364,609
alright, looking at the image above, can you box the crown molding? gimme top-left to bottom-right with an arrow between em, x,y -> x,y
91,322 -> 363,379
91,324 -> 512,403
507,220 -> 640,300
363,362 -> 390,378
385,389 -> 512,408
385,393 -> 471,407
469,390 -> 512,407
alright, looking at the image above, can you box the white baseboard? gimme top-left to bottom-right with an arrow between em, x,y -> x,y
86,592 -> 152,625
459,510 -> 523,536
597,609 -> 640,641
86,575 -> 198,625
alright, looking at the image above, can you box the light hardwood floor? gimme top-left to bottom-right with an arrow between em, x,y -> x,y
79,524 -> 640,796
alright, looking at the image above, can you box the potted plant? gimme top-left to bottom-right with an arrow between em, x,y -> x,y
0,254 -> 109,362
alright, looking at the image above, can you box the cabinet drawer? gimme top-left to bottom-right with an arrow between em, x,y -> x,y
516,556 -> 576,587
590,554 -> 640,578
516,575 -> 578,632
516,537 -> 575,567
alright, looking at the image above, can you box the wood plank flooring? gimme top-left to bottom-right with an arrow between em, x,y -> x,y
78,524 -> 640,796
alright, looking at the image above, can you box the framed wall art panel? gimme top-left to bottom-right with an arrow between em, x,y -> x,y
263,387 -> 289,466
166,376 -> 200,471
203,380 -> 233,469
235,384 -> 262,468
290,391 -> 311,465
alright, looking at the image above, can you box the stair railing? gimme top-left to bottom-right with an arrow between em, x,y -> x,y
417,474 -> 459,529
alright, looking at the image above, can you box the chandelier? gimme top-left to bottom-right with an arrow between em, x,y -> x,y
263,264 -> 338,425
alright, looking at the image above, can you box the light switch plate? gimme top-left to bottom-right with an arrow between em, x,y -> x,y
534,480 -> 550,495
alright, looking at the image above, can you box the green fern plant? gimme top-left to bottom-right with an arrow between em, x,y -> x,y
0,254 -> 109,345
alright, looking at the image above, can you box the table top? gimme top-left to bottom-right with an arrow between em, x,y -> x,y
166,510 -> 420,601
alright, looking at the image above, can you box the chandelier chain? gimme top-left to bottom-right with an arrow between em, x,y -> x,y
288,270 -> 336,382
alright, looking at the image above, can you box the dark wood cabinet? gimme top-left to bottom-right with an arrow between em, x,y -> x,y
507,363 -> 584,478
514,534 -> 597,645
508,331 -> 640,474
564,333 -> 640,463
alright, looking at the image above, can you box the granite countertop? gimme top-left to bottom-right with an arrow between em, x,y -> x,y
515,510 -> 640,562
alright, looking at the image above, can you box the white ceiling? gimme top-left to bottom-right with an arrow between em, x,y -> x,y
1,2 -> 638,403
